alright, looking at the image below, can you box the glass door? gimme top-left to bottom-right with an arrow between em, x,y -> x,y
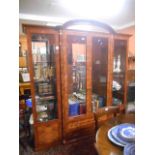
112,39 -> 127,106
92,37 -> 108,112
31,34 -> 58,122
67,35 -> 87,117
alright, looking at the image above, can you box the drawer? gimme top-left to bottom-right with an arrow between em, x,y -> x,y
65,125 -> 95,141
67,118 -> 95,130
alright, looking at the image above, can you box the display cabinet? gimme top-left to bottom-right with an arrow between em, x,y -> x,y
60,20 -> 129,143
93,33 -> 129,127
23,19 -> 130,149
60,30 -> 96,143
25,26 -> 62,151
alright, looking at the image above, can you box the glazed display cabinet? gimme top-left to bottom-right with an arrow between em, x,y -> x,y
25,26 -> 62,151
60,30 -> 96,143
23,19 -> 130,150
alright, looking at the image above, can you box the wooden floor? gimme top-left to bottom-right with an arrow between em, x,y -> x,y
19,138 -> 98,155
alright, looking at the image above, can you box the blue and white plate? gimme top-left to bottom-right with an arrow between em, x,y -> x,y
108,127 -> 125,147
118,123 -> 135,142
123,143 -> 135,155
108,123 -> 135,147
110,125 -> 131,146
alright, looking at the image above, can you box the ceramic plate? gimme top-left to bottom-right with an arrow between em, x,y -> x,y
118,123 -> 135,142
123,143 -> 135,155
108,127 -> 125,147
111,125 -> 133,146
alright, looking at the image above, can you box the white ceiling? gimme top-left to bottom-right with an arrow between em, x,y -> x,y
19,0 -> 135,33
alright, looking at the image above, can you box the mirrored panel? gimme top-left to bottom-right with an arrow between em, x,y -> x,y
112,39 -> 127,106
67,35 -> 87,117
31,34 -> 58,122
92,37 -> 108,112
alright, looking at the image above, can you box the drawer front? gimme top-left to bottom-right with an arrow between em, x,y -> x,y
35,122 -> 60,145
67,118 -> 95,130
64,125 -> 95,142
63,117 -> 95,142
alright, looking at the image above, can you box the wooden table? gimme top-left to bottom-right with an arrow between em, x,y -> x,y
95,114 -> 135,155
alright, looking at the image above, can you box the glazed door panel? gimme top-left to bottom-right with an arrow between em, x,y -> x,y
112,39 -> 127,106
30,33 -> 59,122
91,37 -> 109,111
61,33 -> 89,119
67,35 -> 87,117
61,31 -> 95,142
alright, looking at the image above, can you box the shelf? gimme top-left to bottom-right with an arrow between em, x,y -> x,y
19,82 -> 31,95
19,82 -> 31,87
37,93 -> 55,97
34,80 -> 54,83
34,61 -> 56,64
37,111 -> 57,122
39,95 -> 55,100
113,71 -> 125,74
113,74 -> 124,78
